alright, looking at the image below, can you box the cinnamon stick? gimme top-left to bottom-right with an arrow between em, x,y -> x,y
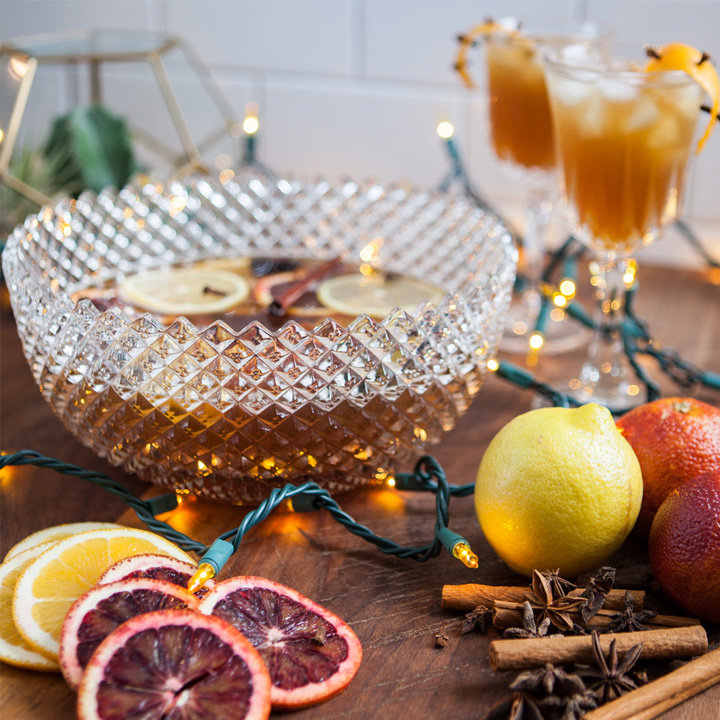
491,600 -> 700,632
441,583 -> 645,612
489,625 -> 707,671
268,256 -> 342,316
582,646 -> 720,720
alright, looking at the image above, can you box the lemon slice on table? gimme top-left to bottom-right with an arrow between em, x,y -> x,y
4,521 -> 124,562
317,273 -> 445,320
121,268 -> 250,316
645,42 -> 720,152
0,543 -> 60,671
12,527 -> 193,661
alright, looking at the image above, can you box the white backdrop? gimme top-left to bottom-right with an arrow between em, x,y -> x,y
2,0 -> 719,267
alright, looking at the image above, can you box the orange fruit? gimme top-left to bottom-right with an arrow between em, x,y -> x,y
645,42 -> 719,152
616,397 -> 720,536
649,470 -> 720,622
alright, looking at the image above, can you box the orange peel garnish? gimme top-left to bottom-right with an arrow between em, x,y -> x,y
454,19 -> 517,88
645,42 -> 720,152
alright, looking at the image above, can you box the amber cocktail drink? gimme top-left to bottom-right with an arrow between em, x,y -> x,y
481,30 -> 594,353
486,34 -> 555,171
545,47 -> 703,407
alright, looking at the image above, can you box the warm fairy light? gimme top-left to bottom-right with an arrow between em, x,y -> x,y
551,308 -> 565,322
414,426 -> 427,442
487,359 -> 499,372
512,320 -> 528,335
452,541 -> 478,569
187,563 -> 216,594
219,168 -> 235,184
436,120 -> 455,139
242,102 -> 260,135
623,261 -> 637,286
360,242 -> 376,262
559,279 -> 576,297
8,56 -> 28,81
386,477 -> 396,488
709,268 -> 720,286
628,384 -> 640,396
553,293 -> 567,307
197,460 -> 211,476
529,333 -> 544,351
168,195 -> 187,216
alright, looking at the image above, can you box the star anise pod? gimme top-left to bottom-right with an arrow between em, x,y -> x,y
504,601 -> 552,639
527,570 -> 585,633
541,569 -> 577,600
485,693 -> 547,720
580,566 -> 616,624
511,663 -> 586,697
462,606 -> 491,634
540,690 -> 598,720
580,630 -> 644,704
608,591 -> 657,632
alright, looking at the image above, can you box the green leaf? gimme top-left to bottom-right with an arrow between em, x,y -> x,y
44,105 -> 135,195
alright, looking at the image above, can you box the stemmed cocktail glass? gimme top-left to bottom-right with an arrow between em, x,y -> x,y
544,44 -> 704,409
481,26 -> 599,354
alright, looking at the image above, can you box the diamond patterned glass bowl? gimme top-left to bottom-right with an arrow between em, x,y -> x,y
3,174 -> 516,504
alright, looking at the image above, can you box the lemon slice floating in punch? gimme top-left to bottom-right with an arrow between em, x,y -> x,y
645,42 -> 720,152
317,273 -> 445,320
120,267 -> 250,315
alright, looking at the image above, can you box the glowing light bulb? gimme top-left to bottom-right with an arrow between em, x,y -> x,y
452,542 -> 478,569
553,293 -> 567,307
386,477 -> 396,488
487,359 -> 499,372
187,563 -> 216,593
529,333 -> 544,351
436,121 -> 455,139
559,279 -> 576,297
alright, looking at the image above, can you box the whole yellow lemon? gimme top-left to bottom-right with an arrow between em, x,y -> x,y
475,404 -> 642,577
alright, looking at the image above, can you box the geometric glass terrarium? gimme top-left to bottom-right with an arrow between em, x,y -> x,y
2,174 -> 516,504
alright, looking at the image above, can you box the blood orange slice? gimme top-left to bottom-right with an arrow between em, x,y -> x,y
77,610 -> 271,720
60,578 -> 198,690
199,576 -> 362,710
97,553 -> 216,597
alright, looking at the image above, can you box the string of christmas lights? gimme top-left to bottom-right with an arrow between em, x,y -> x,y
0,451 -> 478,589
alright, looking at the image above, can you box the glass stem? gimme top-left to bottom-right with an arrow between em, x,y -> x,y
579,254 -> 632,397
520,190 -> 553,312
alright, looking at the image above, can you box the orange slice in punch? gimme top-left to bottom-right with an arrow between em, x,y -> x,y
645,42 -> 720,152
454,18 -> 518,88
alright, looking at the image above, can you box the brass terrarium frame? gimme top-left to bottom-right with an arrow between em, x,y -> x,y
0,28 -> 243,207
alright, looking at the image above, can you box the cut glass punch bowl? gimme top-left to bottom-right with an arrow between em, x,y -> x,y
2,175 -> 516,504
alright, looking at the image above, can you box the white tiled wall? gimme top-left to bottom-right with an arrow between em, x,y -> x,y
1,0 -> 719,267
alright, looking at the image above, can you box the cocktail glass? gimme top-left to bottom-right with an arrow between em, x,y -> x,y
483,27 -> 597,354
544,44 -> 703,408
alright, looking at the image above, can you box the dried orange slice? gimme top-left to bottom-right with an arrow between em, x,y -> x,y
454,18 -> 518,88
645,42 -> 720,152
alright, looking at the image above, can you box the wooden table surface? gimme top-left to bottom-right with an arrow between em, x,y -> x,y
1,264 -> 719,720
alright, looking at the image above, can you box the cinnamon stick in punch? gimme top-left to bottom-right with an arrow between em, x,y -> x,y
489,625 -> 708,672
268,256 -> 342,316
441,582 -> 645,612
582,646 -> 720,720
491,600 -> 700,632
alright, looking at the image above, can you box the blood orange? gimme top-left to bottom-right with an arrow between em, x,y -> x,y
97,554 -> 216,597
60,578 -> 198,690
199,576 -> 362,710
616,397 -> 720,535
77,610 -> 271,720
649,470 -> 720,623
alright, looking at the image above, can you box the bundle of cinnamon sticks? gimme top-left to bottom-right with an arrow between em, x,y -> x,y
442,575 -> 717,720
